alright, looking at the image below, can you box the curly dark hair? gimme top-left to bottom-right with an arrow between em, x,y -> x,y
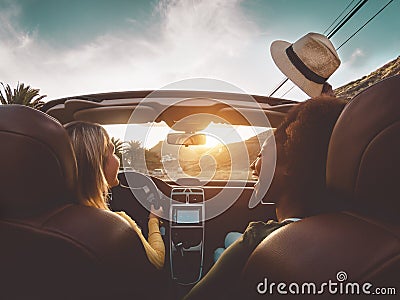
273,96 -> 347,216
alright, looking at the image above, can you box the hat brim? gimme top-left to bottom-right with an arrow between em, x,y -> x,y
270,40 -> 323,98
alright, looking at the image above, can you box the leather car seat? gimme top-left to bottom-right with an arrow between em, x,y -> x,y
0,105 -> 160,300
241,75 -> 400,299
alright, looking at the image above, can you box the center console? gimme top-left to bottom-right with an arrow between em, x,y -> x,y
169,187 -> 204,285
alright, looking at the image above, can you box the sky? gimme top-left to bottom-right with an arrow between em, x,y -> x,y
0,0 -> 399,101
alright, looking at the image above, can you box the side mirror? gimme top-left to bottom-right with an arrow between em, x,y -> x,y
167,133 -> 206,146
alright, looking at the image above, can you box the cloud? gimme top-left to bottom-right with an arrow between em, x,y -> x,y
0,3 -> 44,87
344,48 -> 366,67
0,0 -> 266,100
125,18 -> 138,24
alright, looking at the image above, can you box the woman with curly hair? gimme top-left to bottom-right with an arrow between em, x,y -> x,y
185,96 -> 347,300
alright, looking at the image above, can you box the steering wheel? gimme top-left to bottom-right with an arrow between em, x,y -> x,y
119,171 -> 162,211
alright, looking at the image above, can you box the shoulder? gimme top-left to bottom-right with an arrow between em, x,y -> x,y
243,220 -> 289,244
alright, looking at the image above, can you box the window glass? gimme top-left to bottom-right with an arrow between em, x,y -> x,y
103,122 -> 272,181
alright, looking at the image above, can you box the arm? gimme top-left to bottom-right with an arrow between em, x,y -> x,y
115,211 -> 165,270
184,220 -> 288,300
145,216 -> 165,269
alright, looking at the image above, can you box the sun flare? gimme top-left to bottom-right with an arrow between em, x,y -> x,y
204,135 -> 221,148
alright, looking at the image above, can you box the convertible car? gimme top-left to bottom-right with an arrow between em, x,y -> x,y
0,75 -> 399,299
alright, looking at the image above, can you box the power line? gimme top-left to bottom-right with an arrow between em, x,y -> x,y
324,0 -> 359,35
281,85 -> 295,98
325,0 -> 366,38
268,78 -> 289,98
327,0 -> 368,38
336,0 -> 394,50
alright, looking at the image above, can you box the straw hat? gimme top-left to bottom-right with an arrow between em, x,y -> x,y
270,32 -> 340,97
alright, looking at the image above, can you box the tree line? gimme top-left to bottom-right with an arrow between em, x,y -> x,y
111,138 -> 162,173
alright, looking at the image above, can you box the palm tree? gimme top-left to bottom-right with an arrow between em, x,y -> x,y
0,82 -> 47,109
123,140 -> 146,171
110,137 -> 124,167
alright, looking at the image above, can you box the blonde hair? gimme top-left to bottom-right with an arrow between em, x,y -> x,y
65,121 -> 111,210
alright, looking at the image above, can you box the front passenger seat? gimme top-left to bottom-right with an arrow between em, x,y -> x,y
0,105 -> 160,300
241,75 -> 400,299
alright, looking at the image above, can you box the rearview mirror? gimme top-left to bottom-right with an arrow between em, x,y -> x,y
167,133 -> 206,146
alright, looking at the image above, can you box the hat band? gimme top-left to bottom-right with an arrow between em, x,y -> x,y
286,45 -> 328,84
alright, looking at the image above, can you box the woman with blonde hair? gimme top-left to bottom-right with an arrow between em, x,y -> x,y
65,121 -> 165,270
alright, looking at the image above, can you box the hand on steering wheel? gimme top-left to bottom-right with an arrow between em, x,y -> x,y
149,204 -> 163,220
120,171 -> 163,211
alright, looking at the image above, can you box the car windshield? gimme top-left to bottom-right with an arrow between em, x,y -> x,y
103,122 -> 271,181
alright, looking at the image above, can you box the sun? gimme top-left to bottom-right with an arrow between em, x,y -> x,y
204,135 -> 221,148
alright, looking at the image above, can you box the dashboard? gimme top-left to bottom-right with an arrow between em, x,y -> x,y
110,170 -> 276,287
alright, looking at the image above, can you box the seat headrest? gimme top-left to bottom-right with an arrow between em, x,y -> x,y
327,75 -> 400,221
0,105 -> 78,217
